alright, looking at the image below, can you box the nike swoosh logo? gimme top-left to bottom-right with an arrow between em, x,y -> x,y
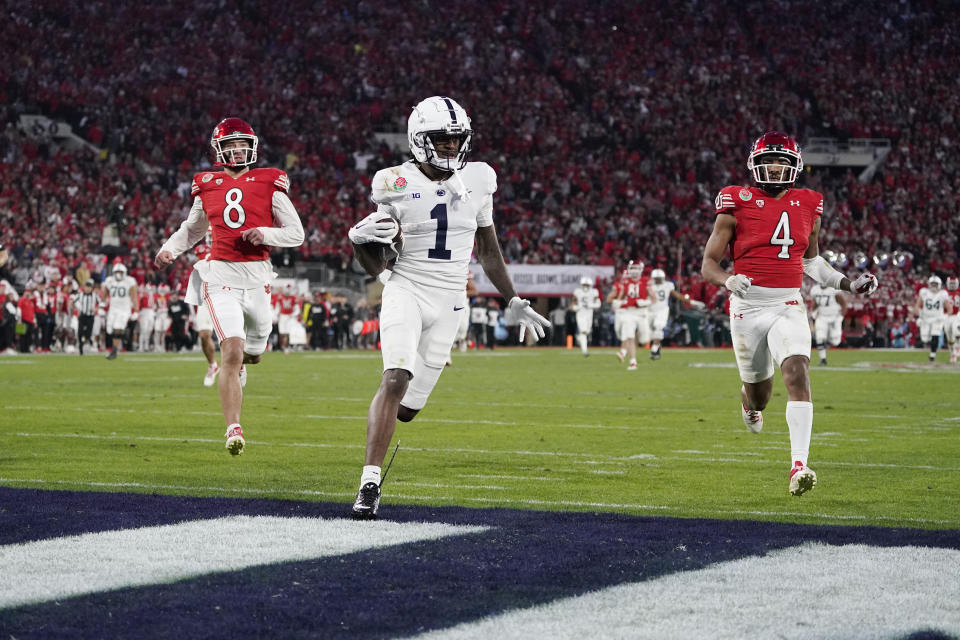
354,222 -> 368,229
453,306 -> 464,311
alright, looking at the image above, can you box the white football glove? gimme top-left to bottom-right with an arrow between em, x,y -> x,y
724,274 -> 752,297
508,296 -> 551,343
848,272 -> 878,295
348,212 -> 398,245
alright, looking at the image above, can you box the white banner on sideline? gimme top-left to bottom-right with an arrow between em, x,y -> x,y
471,264 -> 616,297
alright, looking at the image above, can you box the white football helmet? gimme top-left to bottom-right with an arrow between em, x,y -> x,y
928,275 -> 942,290
626,260 -> 643,278
113,263 -> 127,280
651,268 -> 666,281
946,276 -> 959,291
408,96 -> 473,172
580,276 -> 592,288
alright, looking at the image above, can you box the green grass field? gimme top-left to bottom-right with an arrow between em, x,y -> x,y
2,347 -> 958,529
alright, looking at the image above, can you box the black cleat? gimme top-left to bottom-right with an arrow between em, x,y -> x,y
351,482 -> 381,520
650,351 -> 661,360
820,359 -> 827,366
106,350 -> 118,360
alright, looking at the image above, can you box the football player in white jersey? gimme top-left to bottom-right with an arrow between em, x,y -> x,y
914,275 -> 953,362
647,268 -> 699,360
572,276 -> 601,356
101,263 -> 138,360
809,283 -> 847,365
944,276 -> 960,364
347,95 -> 551,519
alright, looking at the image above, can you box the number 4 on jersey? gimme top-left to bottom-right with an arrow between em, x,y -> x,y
770,210 -> 794,259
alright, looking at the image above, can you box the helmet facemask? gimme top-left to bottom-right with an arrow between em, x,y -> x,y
748,153 -> 801,192
213,135 -> 258,168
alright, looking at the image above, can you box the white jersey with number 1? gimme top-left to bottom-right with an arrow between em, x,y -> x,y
371,160 -> 496,291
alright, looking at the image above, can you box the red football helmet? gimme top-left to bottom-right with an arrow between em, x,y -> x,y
211,117 -> 258,167
747,131 -> 803,190
626,260 -> 644,278
946,276 -> 959,291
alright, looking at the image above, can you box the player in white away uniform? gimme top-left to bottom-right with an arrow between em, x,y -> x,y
572,276 -> 601,356
944,276 -> 960,364
809,283 -> 847,366
347,96 -> 551,519
102,263 -> 138,360
913,275 -> 953,362
647,268 -> 700,360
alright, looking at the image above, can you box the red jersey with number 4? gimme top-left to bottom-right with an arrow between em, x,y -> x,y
191,168 -> 290,262
715,185 -> 822,288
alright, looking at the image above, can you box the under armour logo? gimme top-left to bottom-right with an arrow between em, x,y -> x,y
790,200 -> 800,206
245,177 -> 256,182
732,313 -> 744,319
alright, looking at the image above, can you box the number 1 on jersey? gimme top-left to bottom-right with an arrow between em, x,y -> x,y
428,203 -> 452,260
770,210 -> 794,259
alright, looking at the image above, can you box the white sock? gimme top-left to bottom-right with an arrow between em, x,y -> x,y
786,401 -> 813,466
651,343 -> 661,354
578,334 -> 588,354
818,346 -> 827,361
361,465 -> 381,488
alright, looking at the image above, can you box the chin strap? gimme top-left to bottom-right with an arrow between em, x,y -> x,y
451,168 -> 471,202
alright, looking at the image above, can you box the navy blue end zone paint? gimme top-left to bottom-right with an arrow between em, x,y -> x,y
1,487 -> 958,639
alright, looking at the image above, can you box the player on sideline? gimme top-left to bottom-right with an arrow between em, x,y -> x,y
945,276 -> 960,364
102,262 -> 138,360
572,276 -> 601,356
347,96 -> 550,519
155,117 -> 304,454
809,282 -> 847,365
701,131 -> 878,496
913,275 -> 953,363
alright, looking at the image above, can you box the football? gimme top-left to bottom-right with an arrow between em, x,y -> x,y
352,218 -> 402,276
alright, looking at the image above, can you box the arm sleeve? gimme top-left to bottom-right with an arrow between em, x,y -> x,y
802,255 -> 845,289
159,197 -> 208,258
261,191 -> 305,248
476,164 -> 497,227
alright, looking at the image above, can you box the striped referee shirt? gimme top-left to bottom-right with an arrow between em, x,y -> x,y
75,290 -> 99,316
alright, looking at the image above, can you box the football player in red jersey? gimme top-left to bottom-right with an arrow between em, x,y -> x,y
945,276 -> 960,364
701,131 -> 879,496
609,260 -> 651,370
155,117 -> 304,455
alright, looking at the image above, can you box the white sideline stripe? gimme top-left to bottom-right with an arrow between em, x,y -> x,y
458,474 -> 553,481
413,543 -> 960,639
8,431 -> 960,472
1,477 -> 956,527
0,516 -> 488,610
394,482 -> 507,490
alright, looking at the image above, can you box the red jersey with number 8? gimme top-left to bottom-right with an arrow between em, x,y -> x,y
191,168 -> 290,262
714,185 -> 822,288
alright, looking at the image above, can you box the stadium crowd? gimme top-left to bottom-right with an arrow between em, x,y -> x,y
1,0 -> 957,352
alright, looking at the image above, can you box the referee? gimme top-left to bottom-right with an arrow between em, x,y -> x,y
76,279 -> 98,355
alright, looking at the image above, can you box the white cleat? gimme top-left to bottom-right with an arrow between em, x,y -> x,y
741,403 -> 763,433
740,386 -> 763,433
225,424 -> 245,455
789,462 -> 817,496
238,365 -> 247,388
203,363 -> 220,387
